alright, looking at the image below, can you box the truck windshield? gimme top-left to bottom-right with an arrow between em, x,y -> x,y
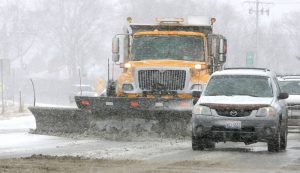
131,35 -> 204,61
204,75 -> 273,97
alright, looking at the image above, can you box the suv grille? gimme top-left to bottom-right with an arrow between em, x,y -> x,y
215,109 -> 253,117
287,103 -> 300,110
138,70 -> 186,91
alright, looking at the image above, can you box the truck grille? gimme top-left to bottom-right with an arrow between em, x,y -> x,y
138,70 -> 186,91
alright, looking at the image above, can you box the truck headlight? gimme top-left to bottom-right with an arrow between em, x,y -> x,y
193,105 -> 212,116
124,63 -> 132,68
195,64 -> 202,70
256,106 -> 276,117
122,83 -> 134,91
191,84 -> 203,91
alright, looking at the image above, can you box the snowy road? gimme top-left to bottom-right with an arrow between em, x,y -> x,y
1,114 -> 300,172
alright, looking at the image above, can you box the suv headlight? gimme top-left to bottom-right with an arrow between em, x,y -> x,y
122,83 -> 134,91
256,106 -> 276,117
193,105 -> 212,116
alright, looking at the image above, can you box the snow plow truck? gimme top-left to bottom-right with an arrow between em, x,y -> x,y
29,17 -> 227,137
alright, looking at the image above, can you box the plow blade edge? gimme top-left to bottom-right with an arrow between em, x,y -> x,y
29,96 -> 193,137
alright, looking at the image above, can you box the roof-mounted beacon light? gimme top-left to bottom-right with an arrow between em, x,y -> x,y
187,16 -> 211,26
211,17 -> 216,25
156,17 -> 184,24
127,17 -> 132,24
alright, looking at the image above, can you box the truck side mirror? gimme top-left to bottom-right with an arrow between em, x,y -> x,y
208,34 -> 227,58
219,38 -> 227,62
192,91 -> 202,105
112,37 -> 120,62
208,35 -> 217,57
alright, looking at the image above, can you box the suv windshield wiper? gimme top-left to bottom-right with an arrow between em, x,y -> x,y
232,94 -> 260,97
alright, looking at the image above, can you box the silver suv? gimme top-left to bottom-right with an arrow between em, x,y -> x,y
278,75 -> 300,128
192,68 -> 289,152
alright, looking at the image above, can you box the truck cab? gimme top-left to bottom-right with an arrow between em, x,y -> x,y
110,17 -> 227,99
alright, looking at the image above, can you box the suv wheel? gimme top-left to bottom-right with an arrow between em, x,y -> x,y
192,136 -> 204,150
280,126 -> 288,150
267,129 -> 281,152
192,136 -> 215,150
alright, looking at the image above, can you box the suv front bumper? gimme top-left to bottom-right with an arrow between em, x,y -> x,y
192,115 -> 279,142
288,108 -> 300,126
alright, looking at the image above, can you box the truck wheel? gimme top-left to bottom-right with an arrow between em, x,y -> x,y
280,127 -> 287,150
192,136 -> 205,151
267,129 -> 281,152
205,140 -> 216,149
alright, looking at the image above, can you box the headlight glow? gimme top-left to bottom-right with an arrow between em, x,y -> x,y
256,106 -> 276,117
195,64 -> 202,70
192,105 -> 212,116
124,63 -> 132,68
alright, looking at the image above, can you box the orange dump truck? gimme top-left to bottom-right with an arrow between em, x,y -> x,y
29,17 -> 227,137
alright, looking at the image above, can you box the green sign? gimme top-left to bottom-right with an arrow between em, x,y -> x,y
246,52 -> 254,67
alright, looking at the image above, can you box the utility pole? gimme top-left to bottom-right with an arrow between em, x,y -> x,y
1,59 -> 4,114
245,0 -> 272,66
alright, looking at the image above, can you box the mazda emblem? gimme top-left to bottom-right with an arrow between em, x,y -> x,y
230,110 -> 238,116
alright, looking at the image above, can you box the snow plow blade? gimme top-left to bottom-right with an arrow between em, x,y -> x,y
29,96 -> 193,138
29,107 -> 92,134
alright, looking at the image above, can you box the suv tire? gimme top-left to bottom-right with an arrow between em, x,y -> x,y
280,126 -> 288,150
267,129 -> 281,152
192,136 -> 205,150
192,136 -> 215,150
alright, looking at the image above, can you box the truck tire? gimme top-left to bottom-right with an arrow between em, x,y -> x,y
267,129 -> 281,152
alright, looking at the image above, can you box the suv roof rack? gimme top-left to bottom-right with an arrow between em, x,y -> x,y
224,67 -> 270,72
280,75 -> 300,79
277,74 -> 300,77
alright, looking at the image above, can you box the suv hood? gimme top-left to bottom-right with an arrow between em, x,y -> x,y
199,96 -> 273,105
285,95 -> 300,104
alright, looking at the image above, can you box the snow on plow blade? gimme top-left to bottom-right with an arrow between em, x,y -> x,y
28,107 -> 91,134
29,96 -> 193,138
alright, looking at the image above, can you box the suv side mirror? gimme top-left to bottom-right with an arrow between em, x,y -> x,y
192,91 -> 202,105
112,37 -> 120,62
278,92 -> 289,100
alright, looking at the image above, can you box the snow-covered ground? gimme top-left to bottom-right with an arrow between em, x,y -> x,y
1,112 -> 300,172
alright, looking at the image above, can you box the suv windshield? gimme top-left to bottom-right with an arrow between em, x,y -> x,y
279,80 -> 300,95
131,35 -> 204,61
205,75 -> 273,97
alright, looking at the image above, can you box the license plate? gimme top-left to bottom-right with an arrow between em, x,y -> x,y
105,102 -> 114,106
225,121 -> 241,129
155,102 -> 164,107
